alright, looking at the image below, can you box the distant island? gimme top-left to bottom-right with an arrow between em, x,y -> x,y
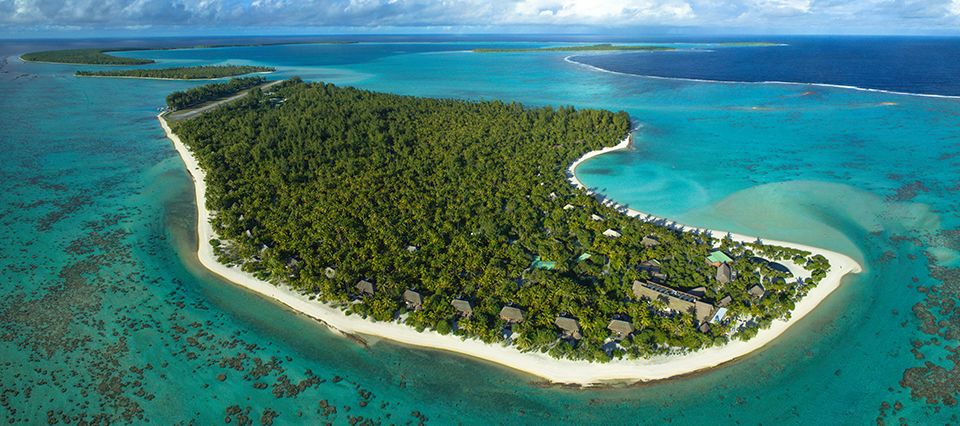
473,44 -> 676,53
21,41 -> 357,65
158,78 -> 857,370
76,65 -> 275,80
21,49 -> 154,65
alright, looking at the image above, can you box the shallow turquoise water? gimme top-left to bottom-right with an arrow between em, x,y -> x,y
2,41 -> 959,424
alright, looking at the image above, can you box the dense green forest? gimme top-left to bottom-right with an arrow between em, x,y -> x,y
165,77 -> 267,110
21,49 -> 153,65
76,65 -> 274,80
171,79 -> 830,361
473,44 -> 676,53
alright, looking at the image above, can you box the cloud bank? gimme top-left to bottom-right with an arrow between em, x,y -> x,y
1,0 -> 959,34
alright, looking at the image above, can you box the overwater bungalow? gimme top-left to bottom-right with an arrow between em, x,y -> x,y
499,306 -> 524,323
603,229 -> 622,238
555,316 -> 582,340
607,319 -> 634,339
403,289 -> 422,310
451,299 -> 473,317
355,280 -> 374,296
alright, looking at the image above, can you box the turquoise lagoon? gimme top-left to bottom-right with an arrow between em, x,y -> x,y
1,40 -> 959,424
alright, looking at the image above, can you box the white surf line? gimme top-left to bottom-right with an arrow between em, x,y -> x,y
563,55 -> 960,100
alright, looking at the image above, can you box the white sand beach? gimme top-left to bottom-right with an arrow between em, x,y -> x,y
160,112 -> 862,385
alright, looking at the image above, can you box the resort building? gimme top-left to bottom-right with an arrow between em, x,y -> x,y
718,295 -> 733,307
748,284 -> 766,299
324,267 -> 336,279
403,289 -> 423,310
451,299 -> 473,317
499,306 -> 525,323
641,236 -> 660,247
603,229 -> 622,238
632,280 -> 715,323
555,316 -> 582,340
355,280 -> 375,296
607,319 -> 634,339
706,250 -> 734,266
591,214 -> 604,221
716,262 -> 734,284
563,203 -> 576,210
688,286 -> 707,298
638,260 -> 667,283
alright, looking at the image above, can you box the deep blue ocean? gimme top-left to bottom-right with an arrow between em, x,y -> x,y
1,35 -> 959,424
574,36 -> 960,96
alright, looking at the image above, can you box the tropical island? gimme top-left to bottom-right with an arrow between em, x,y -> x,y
21,48 -> 154,65
76,65 -> 275,80
158,77 -> 860,382
473,44 -> 675,53
21,41 -> 358,65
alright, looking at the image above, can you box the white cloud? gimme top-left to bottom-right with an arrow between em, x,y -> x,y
508,0 -> 695,24
0,0 -> 958,33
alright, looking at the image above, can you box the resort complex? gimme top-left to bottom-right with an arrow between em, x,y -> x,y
162,78 -> 840,364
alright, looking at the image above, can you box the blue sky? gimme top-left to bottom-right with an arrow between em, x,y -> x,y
1,0 -> 959,37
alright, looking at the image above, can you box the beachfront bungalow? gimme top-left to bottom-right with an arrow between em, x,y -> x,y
632,280 -> 715,323
356,280 -> 375,296
451,299 -> 473,317
638,260 -> 667,283
748,284 -> 766,299
641,236 -> 660,247
607,319 -> 634,339
403,289 -> 423,310
716,263 -> 734,285
591,214 -> 605,221
603,229 -> 622,238
555,316 -> 582,340
499,306 -> 525,323
698,322 -> 712,334
706,250 -> 734,266
324,267 -> 337,279
718,295 -> 733,307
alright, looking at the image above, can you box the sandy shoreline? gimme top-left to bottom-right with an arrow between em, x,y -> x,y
160,112 -> 862,385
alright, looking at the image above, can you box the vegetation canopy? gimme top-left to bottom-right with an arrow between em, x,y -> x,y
165,76 -> 267,111
76,65 -> 274,80
171,79 -> 829,361
21,49 -> 153,65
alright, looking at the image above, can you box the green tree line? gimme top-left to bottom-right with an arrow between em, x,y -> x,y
165,76 -> 267,110
77,65 -> 274,80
